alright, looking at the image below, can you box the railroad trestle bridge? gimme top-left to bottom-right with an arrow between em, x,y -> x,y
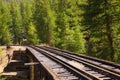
1,46 -> 120,80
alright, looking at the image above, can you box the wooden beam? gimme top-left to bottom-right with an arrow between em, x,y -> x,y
24,62 -> 39,66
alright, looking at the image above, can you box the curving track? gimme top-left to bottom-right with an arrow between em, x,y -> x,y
29,46 -> 120,80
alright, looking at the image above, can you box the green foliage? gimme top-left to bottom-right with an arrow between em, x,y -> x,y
0,0 -> 120,63
20,0 -> 33,39
80,0 -> 120,62
33,0 -> 56,45
0,73 -> 6,80
10,0 -> 22,44
0,0 -> 13,45
27,22 -> 39,45
55,0 -> 85,53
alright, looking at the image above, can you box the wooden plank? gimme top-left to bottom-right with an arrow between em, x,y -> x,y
10,60 -> 23,62
24,62 -> 39,66
2,71 -> 26,76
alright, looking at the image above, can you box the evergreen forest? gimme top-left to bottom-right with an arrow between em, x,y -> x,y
0,0 -> 120,63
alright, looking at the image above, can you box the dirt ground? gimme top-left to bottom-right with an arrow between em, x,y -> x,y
0,46 -> 26,73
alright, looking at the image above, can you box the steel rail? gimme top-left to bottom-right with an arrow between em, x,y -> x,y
44,46 -> 120,75
31,46 -> 99,80
37,46 -> 120,79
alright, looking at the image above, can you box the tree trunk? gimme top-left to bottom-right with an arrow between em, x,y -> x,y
46,24 -> 51,45
105,0 -> 114,61
47,26 -> 51,45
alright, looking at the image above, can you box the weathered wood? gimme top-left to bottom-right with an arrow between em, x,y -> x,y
2,71 -> 27,76
24,62 -> 39,66
10,60 -> 23,62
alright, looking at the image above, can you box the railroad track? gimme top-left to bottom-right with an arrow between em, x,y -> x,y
42,46 -> 120,75
29,46 -> 120,80
30,46 -> 90,80
36,46 -> 120,80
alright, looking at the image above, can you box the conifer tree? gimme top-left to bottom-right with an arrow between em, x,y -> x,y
0,0 -> 12,45
80,0 -> 120,61
55,0 -> 85,53
10,0 -> 22,44
27,22 -> 39,45
33,0 -> 56,45
20,0 -> 35,44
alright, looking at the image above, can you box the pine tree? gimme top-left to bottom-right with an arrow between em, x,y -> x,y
80,0 -> 120,61
55,0 -> 85,53
33,0 -> 56,45
27,22 -> 39,45
66,0 -> 85,53
10,0 -> 22,44
55,0 -> 69,49
20,0 -> 35,44
0,0 -> 12,45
